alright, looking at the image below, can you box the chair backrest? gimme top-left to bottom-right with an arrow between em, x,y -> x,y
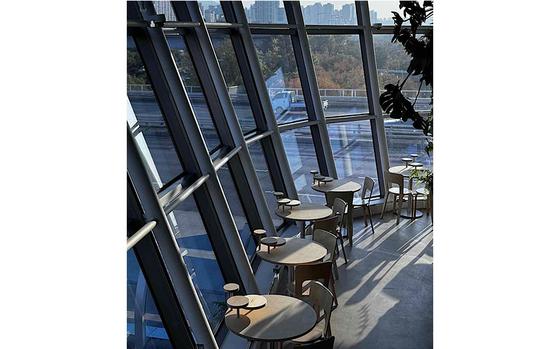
385,171 -> 405,194
294,261 -> 333,298
331,198 -> 347,227
312,216 -> 338,235
307,281 -> 334,338
312,229 -> 337,263
361,176 -> 376,202
294,336 -> 335,349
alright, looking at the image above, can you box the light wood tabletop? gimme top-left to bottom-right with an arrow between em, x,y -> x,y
257,237 -> 327,266
225,294 -> 317,342
311,179 -> 362,194
275,203 -> 332,222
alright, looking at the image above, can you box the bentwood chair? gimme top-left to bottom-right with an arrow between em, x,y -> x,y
294,261 -> 338,308
294,337 -> 335,349
304,216 -> 338,237
380,171 -> 411,224
290,281 -> 334,345
331,198 -> 348,264
352,176 -> 376,231
412,187 -> 432,220
312,229 -> 339,280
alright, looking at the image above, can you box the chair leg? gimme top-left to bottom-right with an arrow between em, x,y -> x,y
396,194 -> 403,224
363,205 -> 367,226
338,233 -> 348,264
332,261 -> 339,280
367,205 -> 374,234
380,192 -> 390,219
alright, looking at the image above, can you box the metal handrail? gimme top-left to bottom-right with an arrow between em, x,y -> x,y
127,220 -> 157,250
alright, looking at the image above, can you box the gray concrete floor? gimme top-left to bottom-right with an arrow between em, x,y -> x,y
329,213 -> 433,349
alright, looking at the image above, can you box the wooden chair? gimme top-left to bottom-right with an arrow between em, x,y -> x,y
352,176 -> 376,230
304,216 -> 338,237
312,229 -> 339,280
412,187 -> 432,220
290,281 -> 334,345
380,171 -> 411,224
294,261 -> 337,308
331,198 -> 348,264
294,336 -> 335,349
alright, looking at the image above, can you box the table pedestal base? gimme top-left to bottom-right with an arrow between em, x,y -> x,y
399,208 -> 424,219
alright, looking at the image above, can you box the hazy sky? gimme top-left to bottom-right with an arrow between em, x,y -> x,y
239,1 -> 401,19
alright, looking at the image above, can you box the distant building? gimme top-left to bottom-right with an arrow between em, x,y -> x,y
153,1 -> 176,21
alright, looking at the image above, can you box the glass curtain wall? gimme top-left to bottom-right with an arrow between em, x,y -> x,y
127,0 -> 424,344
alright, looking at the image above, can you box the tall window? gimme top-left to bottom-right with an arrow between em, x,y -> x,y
248,139 -> 284,228
216,164 -> 257,257
127,251 -> 171,349
253,34 -> 308,123
280,128 -> 324,203
209,31 -> 258,134
167,37 -> 222,153
167,195 -> 227,331
308,35 -> 369,116
327,121 -> 380,194
127,38 -> 184,188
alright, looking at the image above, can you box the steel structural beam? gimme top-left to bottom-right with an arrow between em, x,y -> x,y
128,130 -> 215,349
172,1 -> 278,249
357,1 -> 389,195
129,0 -> 258,305
283,1 -> 338,178
220,0 -> 299,201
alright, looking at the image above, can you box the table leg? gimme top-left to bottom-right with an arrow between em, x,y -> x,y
400,176 -> 423,219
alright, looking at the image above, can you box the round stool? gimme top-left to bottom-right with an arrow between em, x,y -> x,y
401,157 -> 413,167
273,191 -> 284,199
253,229 -> 267,250
227,295 -> 249,318
410,153 -> 419,162
223,283 -> 240,299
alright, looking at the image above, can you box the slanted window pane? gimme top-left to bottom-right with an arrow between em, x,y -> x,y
301,1 -> 357,25
216,164 -> 256,257
167,195 -> 226,331
280,128 -> 324,203
248,139 -> 284,228
253,34 -> 308,124
327,121 -> 380,195
127,38 -> 184,188
167,37 -> 221,152
384,119 -> 432,169
209,31 -> 257,134
373,34 -> 432,112
308,35 -> 369,116
243,1 -> 287,24
198,1 -> 226,23
127,250 -> 171,348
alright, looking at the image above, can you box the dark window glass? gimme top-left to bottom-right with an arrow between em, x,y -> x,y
327,121 -> 380,195
167,195 -> 226,331
209,31 -> 257,134
301,1 -> 357,25
216,164 -> 257,257
385,119 -> 432,169
127,250 -> 172,348
127,38 -> 184,188
248,139 -> 284,228
280,128 -> 324,203
167,37 -> 221,152
253,34 -> 309,124
153,1 -> 177,21
243,1 -> 287,24
308,35 -> 369,116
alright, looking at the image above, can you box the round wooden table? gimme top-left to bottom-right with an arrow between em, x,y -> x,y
257,237 -> 327,266
225,294 -> 317,346
389,165 -> 425,219
275,203 -> 332,238
312,179 -> 362,245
